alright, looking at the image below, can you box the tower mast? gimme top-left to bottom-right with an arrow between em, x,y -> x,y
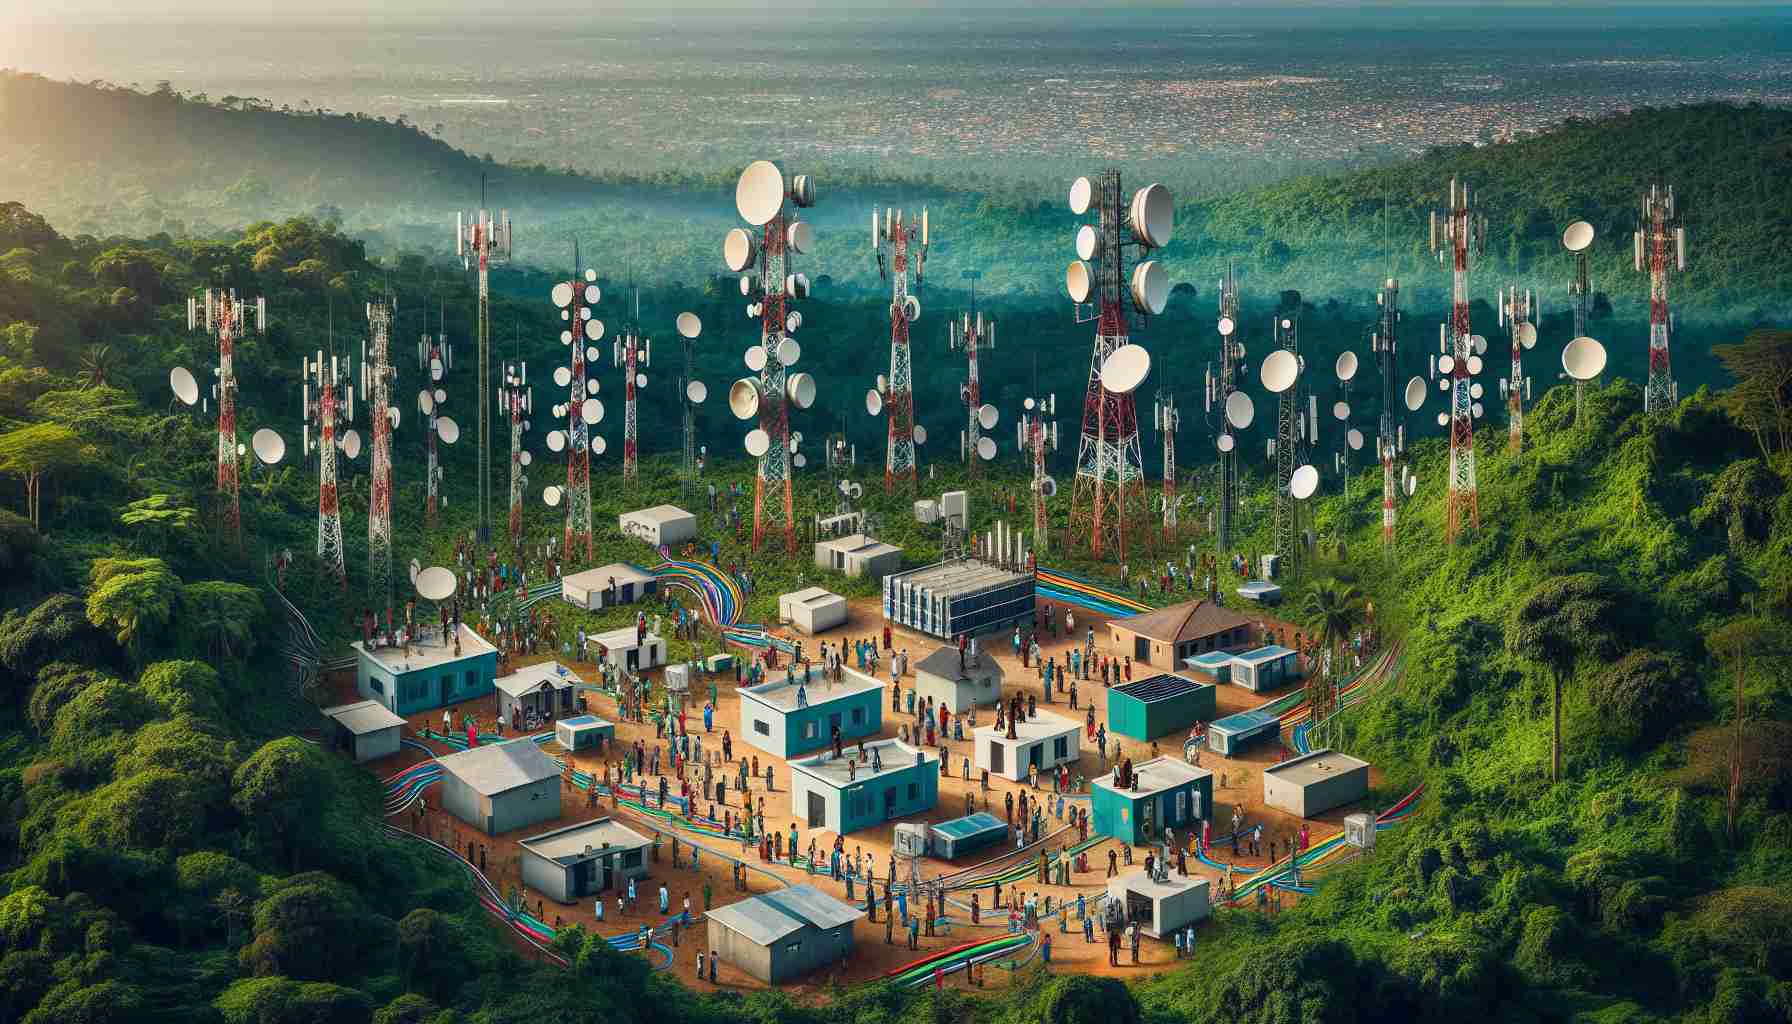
365,295 -> 396,612
456,186 -> 511,544
872,207 -> 927,494
1637,184 -> 1685,416
1430,177 -> 1486,543
189,288 -> 264,546
951,269 -> 993,479
551,259 -> 599,565
299,313 -> 349,586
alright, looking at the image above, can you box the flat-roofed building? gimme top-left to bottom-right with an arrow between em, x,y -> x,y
738,670 -> 882,760
1263,749 -> 1371,818
561,562 -> 658,611
519,817 -> 652,903
789,738 -> 938,835
883,558 -> 1035,641
974,710 -> 1081,783
814,533 -> 903,582
619,504 -> 697,547
1091,755 -> 1213,846
353,623 -> 499,717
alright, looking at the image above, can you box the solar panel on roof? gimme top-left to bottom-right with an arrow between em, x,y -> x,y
1115,673 -> 1203,704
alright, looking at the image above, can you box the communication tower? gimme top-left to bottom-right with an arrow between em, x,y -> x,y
1635,184 -> 1686,415
1270,312 -> 1303,566
870,206 -> 928,494
499,359 -> 532,549
612,287 -> 649,485
455,188 -> 513,544
1429,177 -> 1488,543
187,288 -> 265,545
721,160 -> 819,554
364,296 -> 398,610
1154,390 -> 1180,538
298,321 -> 352,585
549,261 -> 602,564
1498,286 -> 1536,452
1064,171 -> 1173,561
418,302 -> 453,528
1332,348 -> 1362,506
1207,265 -> 1245,556
674,311 -> 706,502
1372,279 -> 1405,549
1016,391 -> 1058,554
950,269 -> 998,479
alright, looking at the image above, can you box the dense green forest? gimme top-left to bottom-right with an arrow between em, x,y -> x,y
0,88 -> 1788,1024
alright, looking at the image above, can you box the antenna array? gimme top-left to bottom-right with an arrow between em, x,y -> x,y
187,288 -> 266,545
549,263 -> 601,563
1271,311 -> 1303,566
1498,286 -> 1535,452
950,269 -> 997,479
1430,177 -> 1488,543
365,296 -> 398,609
418,303 -> 453,527
455,195 -> 513,543
1207,265 -> 1244,556
1372,278 -> 1404,549
1154,390 -> 1180,538
870,205 -> 928,494
674,310 -> 706,502
500,359 -> 532,548
613,288 -> 648,484
298,335 -> 353,585
1016,391 -> 1058,553
1636,184 -> 1686,415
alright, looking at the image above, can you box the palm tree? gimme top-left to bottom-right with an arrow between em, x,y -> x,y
1300,578 -> 1365,747
76,344 -> 116,390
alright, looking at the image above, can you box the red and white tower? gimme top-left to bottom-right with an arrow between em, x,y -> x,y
551,265 -> 600,565
299,341 -> 350,585
871,207 -> 927,494
951,270 -> 996,478
1430,177 -> 1486,543
1373,278 -> 1402,549
1499,286 -> 1535,453
365,297 -> 396,610
1636,184 -> 1685,416
188,288 -> 264,546
613,290 -> 647,486
1016,392 -> 1058,553
499,360 -> 531,550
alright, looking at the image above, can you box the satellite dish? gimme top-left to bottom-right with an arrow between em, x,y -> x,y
1075,224 -> 1097,261
786,372 -> 816,409
977,436 -> 997,460
1217,316 -> 1236,337
913,425 -> 927,445
592,436 -> 606,455
787,221 -> 815,255
1100,345 -> 1151,394
1471,402 -> 1484,419
585,284 -> 601,305
745,429 -> 770,457
587,346 -> 601,364
237,443 -> 246,457
1466,355 -> 1484,376
1563,220 -> 1595,253
677,312 -> 702,340
735,160 -> 785,226
1261,350 -> 1299,393
687,380 -> 708,404
1336,351 -> 1359,381
554,366 -> 572,387
1225,390 -> 1255,430
435,388 -> 446,404
978,404 -> 999,430
543,485 -> 563,507
786,312 -> 803,334
551,282 -> 574,308
1438,354 -> 1456,374
793,453 -> 807,468
1040,476 -> 1058,498
437,416 -> 460,444
777,337 -> 802,366
1405,376 -> 1426,411
1128,183 -> 1174,247
587,378 -> 600,396
430,357 -> 444,380
409,558 -> 422,585
730,379 -> 761,420
1563,336 -> 1607,380
1333,401 -> 1350,421
866,389 -> 883,416
745,346 -> 768,372
341,430 -> 362,460
584,317 -> 604,342
520,450 -> 533,467
1024,397 -> 1036,411
1436,412 -> 1450,427
1347,428 -> 1363,451
388,406 -> 401,430
581,398 -> 604,425
1516,322 -> 1537,350
1069,176 -> 1093,215
251,428 -> 285,465
724,228 -> 757,272
739,276 -> 753,297
1405,473 -> 1417,497
416,566 -> 457,601
1472,335 -> 1488,356
790,174 -> 815,207
785,273 -> 811,299
1470,382 -> 1484,400
635,373 -> 647,388
560,330 -> 573,345
1129,261 -> 1169,316
547,430 -> 566,452
419,390 -> 435,415
1290,464 -> 1319,500
1217,433 -> 1235,452
904,296 -> 921,323
170,366 -> 199,406
1066,260 -> 1094,304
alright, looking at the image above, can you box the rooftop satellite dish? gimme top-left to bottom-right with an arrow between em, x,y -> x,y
1290,464 -> 1319,500
1261,350 -> 1299,393
904,296 -> 921,323
581,398 -> 604,425
977,436 -> 997,460
584,317 -> 604,342
1066,260 -> 1094,304
687,380 -> 708,404
419,390 -> 435,415
551,282 -> 574,308
777,337 -> 802,367
786,372 -> 816,409
1333,400 -> 1350,421
745,346 -> 767,372
978,404 -> 999,430
723,228 -> 757,272
520,450 -> 533,467
543,485 -> 563,507
1225,390 -> 1255,430
1563,220 -> 1595,253
554,366 -> 572,387
547,430 -> 566,452
1347,428 -> 1364,451
1336,351 -> 1359,381
1563,337 -> 1606,380
730,379 -> 761,420
1217,433 -> 1235,452
341,429 -> 362,460
1075,224 -> 1097,261
635,372 -> 648,388
1515,322 -> 1537,349
1217,316 -> 1236,337
416,566 -> 457,601
787,221 -> 814,255
585,283 -> 601,305
1405,376 -> 1426,411
1040,475 -> 1058,498
1069,176 -> 1093,215
592,436 -> 607,455
1129,183 -> 1174,247
1129,261 -> 1169,316
251,428 -> 285,465
170,366 -> 199,406
1099,344 -> 1151,394
437,416 -> 460,444
677,312 -> 702,339
913,424 -> 927,445
866,389 -> 883,416
745,428 -> 770,457
736,160 -> 785,226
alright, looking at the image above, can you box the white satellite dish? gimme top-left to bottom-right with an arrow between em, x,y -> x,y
1466,355 -> 1484,376
977,436 -> 997,460
723,228 -> 757,272
1075,224 -> 1097,261
543,485 -> 563,507
341,430 -> 362,460
1066,260 -> 1094,304
1472,402 -> 1484,419
876,373 -> 887,394
560,330 -> 573,345
777,337 -> 802,366
1470,382 -> 1484,400
1217,316 -> 1236,337
419,390 -> 435,415
1515,322 -> 1537,350
635,373 -> 647,388
786,312 -> 803,334
730,379 -> 761,420
978,404 -> 998,430
1069,176 -> 1093,215
1563,220 -> 1595,253
1261,350 -> 1299,393
1439,354 -> 1456,374
551,282 -> 574,308
388,406 -> 401,430
1347,428 -> 1364,451
1472,336 -> 1488,356
170,366 -> 199,406
1437,412 -> 1450,427
1225,391 -> 1255,430
745,346 -> 768,372
409,559 -> 422,585
1405,376 -> 1426,412
430,357 -> 444,380
786,372 -> 816,409
785,273 -> 811,299
434,388 -> 446,404
416,566 -> 457,601
687,380 -> 708,404
585,283 -> 601,305
547,430 -> 566,452
592,436 -> 607,455
1129,261 -> 1169,316
587,378 -> 600,395
1217,433 -> 1235,453
1100,344 -> 1151,394
1405,473 -> 1417,497
677,312 -> 702,339
1129,183 -> 1174,247
745,428 -> 770,457
913,425 -> 927,445
787,220 -> 815,255
1562,337 -> 1606,380
739,276 -> 753,297
1040,476 -> 1058,498
1290,464 -> 1319,500
866,389 -> 883,416
520,450 -> 533,467
904,296 -> 921,323
793,453 -> 807,468
251,428 -> 285,465
584,317 -> 604,342
736,160 -> 785,226
437,416 -> 460,444
1024,397 -> 1035,411
1333,401 -> 1350,421
1336,351 -> 1359,381
581,398 -> 604,425
554,366 -> 572,387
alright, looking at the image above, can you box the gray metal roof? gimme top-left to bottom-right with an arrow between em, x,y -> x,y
519,817 -> 650,864
915,645 -> 1004,683
708,885 -> 864,946
322,700 -> 406,735
494,661 -> 580,699
889,558 -> 1029,599
437,739 -> 561,796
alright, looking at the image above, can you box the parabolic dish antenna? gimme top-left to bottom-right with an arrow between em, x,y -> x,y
418,390 -> 435,415
1336,350 -> 1359,381
1069,176 -> 1093,215
1040,476 -> 1058,498
786,312 -> 803,334
543,485 -> 562,508
745,428 -> 770,457
1217,316 -> 1236,337
1099,344 -> 1151,394
587,379 -> 600,395
793,453 -> 807,468
786,273 -> 811,298
437,416 -> 460,444
1405,473 -> 1418,497
904,296 -> 921,323
416,566 -> 457,601
1470,382 -> 1484,400
547,430 -> 566,452
1261,350 -> 1299,393
735,160 -> 785,226
1563,220 -> 1595,253
581,398 -> 604,425
435,388 -> 447,404
170,366 -> 199,406
1217,433 -> 1235,453
1066,260 -> 1094,304
687,380 -> 708,404
739,276 -> 753,297
745,346 -> 767,372
388,407 -> 401,430
251,428 -> 285,465
978,404 -> 999,430
913,425 -> 927,445
1405,376 -> 1426,411
430,357 -> 444,380
1562,337 -> 1607,380
730,379 -> 761,420
551,282 -> 574,308
1472,402 -> 1484,419
635,373 -> 647,388
786,372 -> 816,409
1024,397 -> 1035,411
1437,412 -> 1450,427
341,430 -> 362,460
1290,464 -> 1319,500
1129,260 -> 1169,316
584,318 -> 604,342
1472,335 -> 1488,357
585,283 -> 601,305
409,559 -> 422,585
1129,183 -> 1174,248
554,366 -> 572,387
1438,354 -> 1456,374
519,450 -> 533,467
677,312 -> 702,339
787,220 -> 814,255
592,436 -> 607,455
1347,428 -> 1364,451
1075,224 -> 1097,261
723,228 -> 757,272
977,436 -> 997,460
1466,355 -> 1484,376
1515,322 -> 1537,350
587,346 -> 601,364
1225,390 -> 1255,430
777,337 -> 801,366
1333,401 -> 1350,421
866,389 -> 883,416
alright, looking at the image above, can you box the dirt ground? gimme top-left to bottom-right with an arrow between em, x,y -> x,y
342,591 -> 1380,994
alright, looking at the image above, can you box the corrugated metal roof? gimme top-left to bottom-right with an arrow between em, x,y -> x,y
762,884 -> 865,931
322,700 -> 406,735
519,817 -> 651,863
1112,599 -> 1252,644
438,739 -> 561,796
706,897 -> 805,945
495,661 -> 580,699
707,885 -> 865,945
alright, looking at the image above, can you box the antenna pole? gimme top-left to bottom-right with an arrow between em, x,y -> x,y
872,208 -> 922,494
1376,278 -> 1400,550
1431,177 -> 1484,543
194,288 -> 261,547
306,313 -> 347,586
457,200 -> 511,545
616,298 -> 641,486
1213,264 -> 1240,560
953,269 -> 989,479
1639,183 -> 1682,415
1502,286 -> 1532,452
501,359 -> 529,550
562,269 -> 595,565
366,296 -> 396,613
1274,311 -> 1300,568
1156,390 -> 1178,540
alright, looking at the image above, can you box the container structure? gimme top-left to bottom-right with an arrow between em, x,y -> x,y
928,811 -> 1008,860
973,710 -> 1081,783
1263,749 -> 1371,818
1091,755 -> 1213,845
883,558 -> 1035,641
555,714 -> 615,752
436,739 -> 563,835
1182,650 -> 1234,683
583,626 -> 666,674
1107,673 -> 1217,741
561,562 -> 658,610
1206,708 -> 1281,757
321,700 -> 405,763
706,885 -> 864,983
814,533 -> 904,581
779,586 -> 849,634
1106,869 -> 1211,938
1228,645 -> 1301,692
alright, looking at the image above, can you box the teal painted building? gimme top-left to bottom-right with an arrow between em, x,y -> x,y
1230,645 -> 1302,692
1107,673 -> 1218,741
1091,756 -> 1213,845
739,670 -> 884,760
789,739 -> 939,835
355,623 -> 500,717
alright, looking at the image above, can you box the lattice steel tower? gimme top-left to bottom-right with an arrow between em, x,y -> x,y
188,288 -> 265,546
950,269 -> 994,479
1499,286 -> 1534,452
551,264 -> 600,564
1017,390 -> 1058,554
499,359 -> 531,549
1155,390 -> 1179,538
1373,279 -> 1402,549
456,196 -> 512,544
872,207 -> 927,494
1430,177 -> 1487,543
365,297 -> 397,610
1636,184 -> 1686,416
1208,265 -> 1242,556
418,303 -> 451,528
299,335 -> 350,585
613,289 -> 648,486
1272,312 -> 1301,567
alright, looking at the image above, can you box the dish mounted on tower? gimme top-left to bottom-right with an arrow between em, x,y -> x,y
550,258 -> 602,563
1016,391 -> 1059,553
186,288 -> 266,546
1635,184 -> 1687,415
1429,177 -> 1487,543
868,204 -> 929,493
950,268 -> 998,479
298,330 -> 354,585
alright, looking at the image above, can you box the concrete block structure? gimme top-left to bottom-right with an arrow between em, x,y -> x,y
1263,749 -> 1371,818
779,586 -> 848,635
494,661 -> 579,720
814,533 -> 903,582
619,504 -> 697,546
354,623 -> 498,717
1206,709 -> 1281,757
1107,673 -> 1217,741
555,714 -> 615,752
1091,756 -> 1213,846
583,626 -> 666,674
1229,645 -> 1301,692
883,558 -> 1035,641
974,710 -> 1080,783
519,817 -> 651,904
928,812 -> 1008,859
321,700 -> 405,763
1107,870 -> 1211,938
706,885 -> 863,983
561,562 -> 658,611
436,740 -> 563,836
1107,599 -> 1253,670
738,671 -> 882,760
912,644 -> 1004,713
789,738 -> 938,835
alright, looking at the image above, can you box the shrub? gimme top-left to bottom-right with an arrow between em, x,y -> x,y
1589,650 -> 1696,748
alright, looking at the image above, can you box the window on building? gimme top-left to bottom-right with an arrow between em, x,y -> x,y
622,850 -> 642,868
803,721 -> 819,740
370,679 -> 385,695
850,707 -> 865,725
786,942 -> 803,953
441,674 -> 454,696
465,670 -> 478,691
1053,737 -> 1068,759
906,782 -> 917,799
754,719 -> 770,736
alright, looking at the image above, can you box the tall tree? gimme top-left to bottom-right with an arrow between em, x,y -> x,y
84,557 -> 182,667
1712,330 -> 1792,457
1507,573 -> 1634,783
0,422 -> 91,530
1300,578 -> 1365,745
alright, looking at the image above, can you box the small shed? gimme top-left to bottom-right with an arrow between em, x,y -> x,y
739,670 -> 883,759
814,533 -> 903,582
929,811 -> 1008,860
561,562 -> 658,611
321,700 -> 405,763
1108,599 -> 1254,669
789,738 -> 938,835
519,817 -> 652,903
1263,749 -> 1371,818
706,884 -> 864,983
1229,645 -> 1301,692
1235,581 -> 1283,604
974,710 -> 1081,783
1206,708 -> 1281,757
494,661 -> 579,720
1107,869 -> 1211,939
913,644 -> 1004,713
354,622 -> 499,716
1107,673 -> 1218,741
1091,756 -> 1213,846
779,586 -> 848,635
1182,650 -> 1234,683
437,740 -> 563,836
584,627 -> 665,674
555,714 -> 615,752
619,504 -> 698,546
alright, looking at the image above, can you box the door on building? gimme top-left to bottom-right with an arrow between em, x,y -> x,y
807,791 -> 826,827
601,857 -> 613,893
883,787 -> 896,819
828,712 -> 842,736
1134,636 -> 1151,663
1029,743 -> 1043,769
1126,890 -> 1152,927
573,857 -> 594,897
1140,798 -> 1157,839
989,742 -> 1005,774
626,649 -> 639,672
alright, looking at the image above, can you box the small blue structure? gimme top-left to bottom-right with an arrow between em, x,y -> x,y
1206,709 -> 1282,757
929,812 -> 1008,860
789,738 -> 939,835
1091,756 -> 1213,846
1235,581 -> 1283,604
1183,650 -> 1234,683
555,714 -> 615,752
354,623 -> 500,717
739,670 -> 883,759
1229,645 -> 1301,692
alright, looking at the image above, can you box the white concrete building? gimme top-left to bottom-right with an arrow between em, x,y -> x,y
913,645 -> 1004,713
814,533 -> 903,581
1106,869 -> 1211,939
561,562 -> 658,611
973,710 -> 1080,782
583,626 -> 666,674
779,586 -> 848,635
619,504 -> 697,546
